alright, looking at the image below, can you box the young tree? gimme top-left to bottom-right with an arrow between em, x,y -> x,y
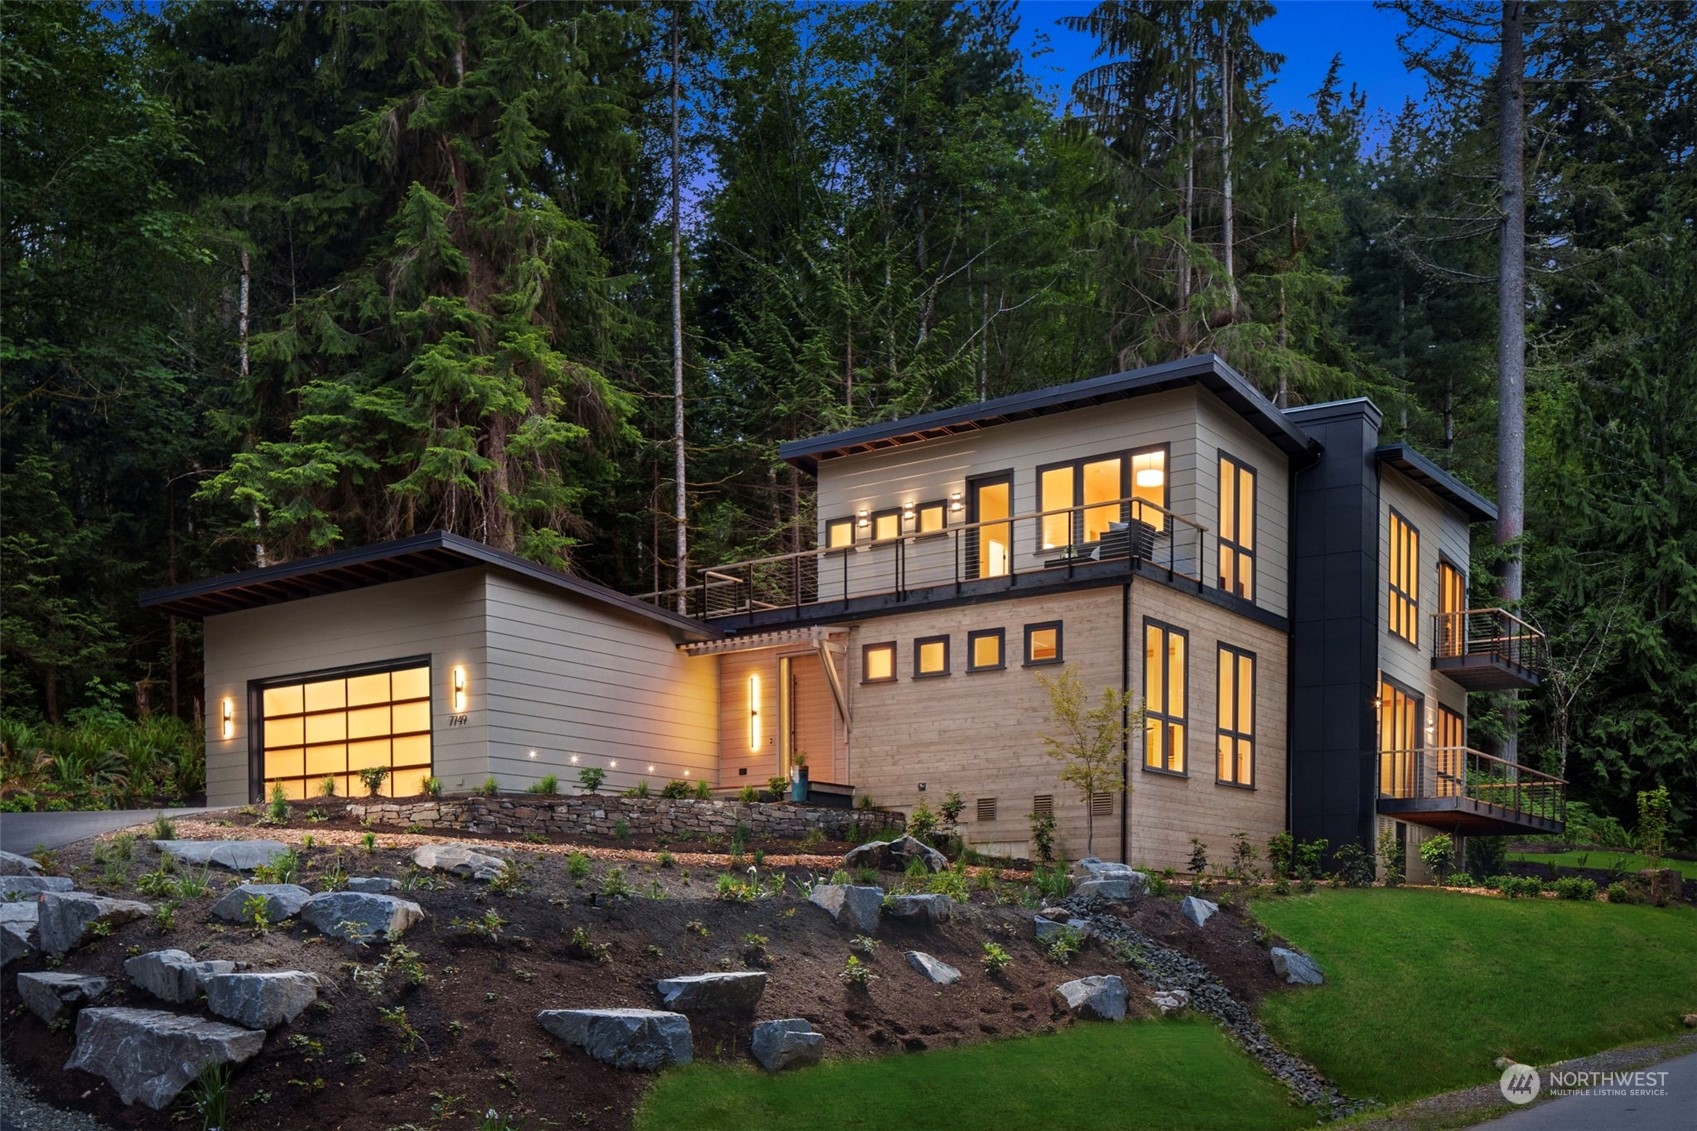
1035,664 -> 1140,857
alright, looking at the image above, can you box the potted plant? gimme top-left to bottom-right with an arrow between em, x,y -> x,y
789,750 -> 809,802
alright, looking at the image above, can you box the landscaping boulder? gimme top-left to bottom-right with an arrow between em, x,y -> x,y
0,875 -> 74,898
905,951 -> 961,985
299,891 -> 423,943
38,892 -> 152,956
65,1007 -> 265,1109
808,884 -> 884,933
1148,989 -> 1191,1016
211,883 -> 313,925
153,839 -> 289,872
410,843 -> 509,881
17,971 -> 108,1023
206,971 -> 321,1030
656,971 -> 767,1013
1,901 -> 39,966
0,850 -> 44,876
750,1018 -> 823,1072
842,834 -> 948,874
346,876 -> 399,893
1034,916 -> 1089,943
1179,896 -> 1218,927
1054,975 -> 1127,1021
1270,947 -> 1324,985
124,949 -> 236,1004
1070,858 -> 1147,898
885,893 -> 952,924
537,1008 -> 693,1070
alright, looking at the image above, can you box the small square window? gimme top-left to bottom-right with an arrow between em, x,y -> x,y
1024,621 -> 1063,666
916,501 -> 947,534
967,628 -> 1005,672
914,636 -> 950,678
1031,793 -> 1054,818
871,509 -> 901,542
862,642 -> 896,684
826,518 -> 855,549
976,797 -> 997,822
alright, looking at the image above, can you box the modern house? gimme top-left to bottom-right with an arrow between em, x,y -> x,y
142,354 -> 1562,874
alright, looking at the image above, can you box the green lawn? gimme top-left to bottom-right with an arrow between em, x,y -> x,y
1511,848 -> 1697,880
1252,888 -> 1697,1103
634,1018 -> 1317,1131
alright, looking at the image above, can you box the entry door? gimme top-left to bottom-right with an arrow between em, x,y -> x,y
968,473 -> 1013,579
779,653 -> 838,782
1377,678 -> 1420,798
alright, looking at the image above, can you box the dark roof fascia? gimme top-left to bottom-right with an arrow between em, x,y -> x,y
778,354 -> 1320,474
139,530 -> 720,642
1374,444 -> 1497,523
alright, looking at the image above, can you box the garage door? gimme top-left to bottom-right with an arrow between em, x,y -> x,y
259,662 -> 433,800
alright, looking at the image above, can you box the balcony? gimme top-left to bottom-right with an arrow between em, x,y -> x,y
1376,746 -> 1566,836
1432,608 -> 1545,691
640,496 -> 1208,626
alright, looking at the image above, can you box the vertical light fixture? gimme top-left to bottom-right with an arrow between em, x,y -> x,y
749,674 -> 761,751
221,698 -> 234,740
452,666 -> 467,712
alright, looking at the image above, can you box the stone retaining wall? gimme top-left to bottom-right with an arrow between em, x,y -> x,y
345,795 -> 903,844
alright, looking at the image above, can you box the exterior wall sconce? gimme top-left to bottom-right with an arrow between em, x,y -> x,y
856,509 -> 870,529
221,698 -> 234,740
749,674 -> 762,750
452,666 -> 467,712
949,491 -> 964,513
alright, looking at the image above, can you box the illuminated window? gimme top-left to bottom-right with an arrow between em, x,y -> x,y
1216,645 -> 1255,786
916,501 -> 947,534
862,642 -> 896,684
1023,622 -> 1063,666
1435,704 -> 1465,796
1388,509 -> 1420,645
1218,453 -> 1256,600
872,509 -> 901,541
1377,678 -> 1420,797
1143,621 -> 1187,774
914,636 -> 950,678
826,518 -> 855,549
258,660 -> 432,801
1437,560 -> 1465,656
967,628 -> 1005,672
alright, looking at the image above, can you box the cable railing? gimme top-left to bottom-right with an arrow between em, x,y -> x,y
639,495 -> 1209,621
1433,608 -> 1547,673
1377,745 -> 1566,825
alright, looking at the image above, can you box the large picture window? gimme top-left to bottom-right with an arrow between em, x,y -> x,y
1037,447 -> 1166,550
258,660 -> 432,801
1143,620 -> 1187,774
1388,509 -> 1420,644
1216,645 -> 1255,786
1218,453 -> 1256,600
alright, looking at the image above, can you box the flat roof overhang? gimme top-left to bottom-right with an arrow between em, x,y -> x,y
1376,796 -> 1564,838
1374,443 -> 1497,523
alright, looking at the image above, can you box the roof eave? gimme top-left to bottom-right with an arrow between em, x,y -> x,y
1374,444 -> 1497,523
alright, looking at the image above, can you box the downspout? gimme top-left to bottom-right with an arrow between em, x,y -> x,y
1286,460 -> 1300,842
1121,580 -> 1132,865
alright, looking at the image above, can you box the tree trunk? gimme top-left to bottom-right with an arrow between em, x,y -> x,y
1496,2 -> 1527,767
1177,67 -> 1195,350
240,243 -> 267,568
1219,32 -> 1238,322
670,10 -> 688,612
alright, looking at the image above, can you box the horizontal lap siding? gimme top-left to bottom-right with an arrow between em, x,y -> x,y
201,571 -> 490,808
483,574 -> 717,794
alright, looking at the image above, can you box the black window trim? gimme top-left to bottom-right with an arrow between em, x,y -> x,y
1217,448 -> 1257,601
965,469 -> 1015,581
824,516 -> 856,551
1388,505 -> 1421,647
869,506 -> 903,543
1215,642 -> 1257,790
861,641 -> 898,684
1022,620 -> 1065,667
966,627 -> 1007,673
1141,617 -> 1189,777
913,634 -> 951,679
1034,443 -> 1169,553
914,499 -> 949,537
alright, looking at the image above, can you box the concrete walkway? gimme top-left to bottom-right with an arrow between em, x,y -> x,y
1471,1049 -> 1697,1130
0,807 -> 212,855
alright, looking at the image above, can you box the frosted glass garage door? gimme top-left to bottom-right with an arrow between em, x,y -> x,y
260,664 -> 432,800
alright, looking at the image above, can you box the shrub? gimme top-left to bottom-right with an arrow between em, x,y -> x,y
851,934 -> 878,954
1376,828 -> 1405,887
526,774 -> 559,796
1637,786 -> 1671,868
693,779 -> 712,800
1605,881 -> 1632,904
357,766 -> 390,797
980,941 -> 1012,976
657,850 -> 675,868
766,775 -> 788,798
737,784 -> 757,805
1332,842 -> 1375,888
1294,838 -> 1328,891
1497,875 -> 1544,899
660,779 -> 692,800
451,911 -> 506,944
576,767 -> 604,794
908,800 -> 938,842
633,779 -> 652,799
715,872 -> 756,902
1034,861 -> 1071,902
939,791 -> 965,833
1188,838 -> 1209,879
1028,811 -> 1057,864
267,783 -> 291,824
1045,928 -> 1084,965
742,933 -> 770,962
1266,830 -> 1295,878
1553,876 -> 1598,901
422,775 -> 442,798
1468,835 -> 1507,877
1446,872 -> 1476,888
839,954 -> 876,987
566,851 -> 591,884
926,868 -> 971,903
479,776 -> 500,797
318,775 -> 338,798
565,926 -> 611,963
1229,830 -> 1260,879
799,827 -> 826,852
600,866 -> 632,899
613,818 -> 631,843
856,793 -> 875,810
190,1062 -> 232,1131
1418,833 -> 1455,884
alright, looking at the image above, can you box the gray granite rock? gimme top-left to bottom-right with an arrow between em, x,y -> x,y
1270,947 -> 1324,985
1076,875 -> 1145,900
842,834 -> 948,874
153,839 -> 289,872
537,1008 -> 693,1070
65,1007 -> 265,1109
807,884 -> 884,933
0,850 -> 44,876
750,1018 -> 823,1072
205,971 -> 321,1030
38,892 -> 152,956
1,901 -> 38,966
299,891 -> 423,943
0,876 -> 74,899
17,971 -> 108,1023
345,876 -> 398,893
124,949 -> 236,1004
656,971 -> 767,1013
410,843 -> 509,881
885,893 -> 951,924
1055,974 -> 1127,1021
905,951 -> 961,985
1149,989 -> 1191,1015
1033,915 -> 1089,943
210,883 -> 313,925
1180,896 -> 1219,927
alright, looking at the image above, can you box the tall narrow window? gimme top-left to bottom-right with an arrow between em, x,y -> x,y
1131,448 -> 1166,526
1435,705 -> 1465,796
1377,678 -> 1420,797
1143,621 -> 1187,773
1218,453 -> 1256,600
1388,509 -> 1420,645
969,474 -> 1012,578
1437,560 -> 1465,657
1216,645 -> 1255,786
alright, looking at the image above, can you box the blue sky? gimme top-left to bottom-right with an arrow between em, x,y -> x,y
1016,0 -> 1431,129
